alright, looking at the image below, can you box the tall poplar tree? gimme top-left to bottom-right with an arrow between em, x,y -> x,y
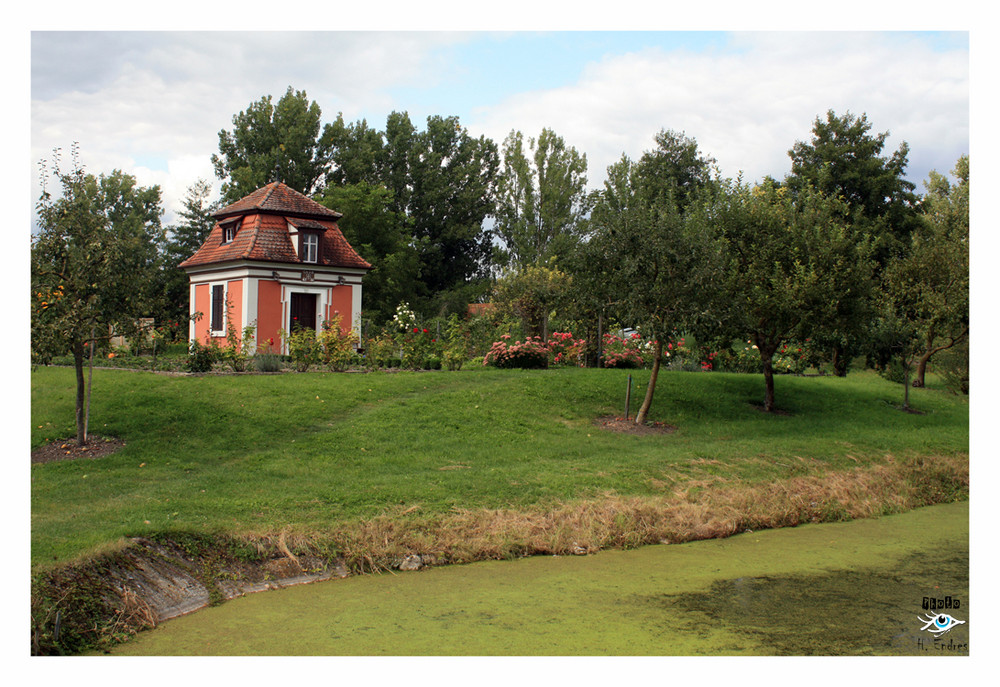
406,115 -> 500,302
494,128 -> 589,269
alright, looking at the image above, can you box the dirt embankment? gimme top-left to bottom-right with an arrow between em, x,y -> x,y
31,453 -> 969,656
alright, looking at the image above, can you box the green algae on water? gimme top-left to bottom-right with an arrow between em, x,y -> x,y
112,501 -> 969,656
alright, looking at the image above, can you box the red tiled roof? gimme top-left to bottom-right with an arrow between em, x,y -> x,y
179,182 -> 371,270
213,181 -> 342,221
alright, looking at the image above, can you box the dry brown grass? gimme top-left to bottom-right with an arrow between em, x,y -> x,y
282,453 -> 968,571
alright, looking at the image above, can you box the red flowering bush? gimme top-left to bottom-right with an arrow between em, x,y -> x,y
602,333 -> 645,368
397,327 -> 438,369
699,350 -> 718,371
548,331 -> 587,367
483,335 -> 550,369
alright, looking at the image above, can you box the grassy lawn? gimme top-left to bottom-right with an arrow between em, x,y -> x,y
30,366 -> 969,568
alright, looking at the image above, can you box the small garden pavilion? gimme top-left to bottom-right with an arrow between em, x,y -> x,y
179,182 -> 371,353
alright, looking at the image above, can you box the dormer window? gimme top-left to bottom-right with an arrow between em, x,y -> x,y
300,232 -> 319,263
221,219 -> 241,244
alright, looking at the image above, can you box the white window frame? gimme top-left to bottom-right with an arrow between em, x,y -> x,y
221,218 -> 240,244
301,232 -> 319,263
209,282 -> 227,337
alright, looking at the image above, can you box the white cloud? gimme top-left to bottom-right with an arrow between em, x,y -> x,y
31,31 -> 472,223
467,32 -> 969,190
31,31 -> 969,226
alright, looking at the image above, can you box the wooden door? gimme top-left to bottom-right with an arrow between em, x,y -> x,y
289,293 -> 317,332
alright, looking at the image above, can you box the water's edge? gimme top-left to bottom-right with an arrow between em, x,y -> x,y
112,500 -> 969,656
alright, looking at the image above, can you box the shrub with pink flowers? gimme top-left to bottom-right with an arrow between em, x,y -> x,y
601,332 -> 646,368
548,331 -> 587,367
483,335 -> 550,369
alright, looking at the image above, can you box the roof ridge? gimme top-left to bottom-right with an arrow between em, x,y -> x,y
260,182 -> 278,207
213,180 -> 342,220
240,214 -> 262,260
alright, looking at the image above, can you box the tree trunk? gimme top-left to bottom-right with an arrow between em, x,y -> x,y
72,341 -> 87,446
762,357 -> 776,412
831,342 -> 849,377
913,328 -> 968,388
912,350 -> 931,388
756,336 -> 778,412
84,328 -> 95,443
634,340 -> 663,425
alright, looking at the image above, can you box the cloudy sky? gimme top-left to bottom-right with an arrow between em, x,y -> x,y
28,9 -> 973,227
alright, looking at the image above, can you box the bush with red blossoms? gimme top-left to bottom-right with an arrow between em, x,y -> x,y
601,332 -> 645,368
700,350 -> 718,371
548,331 -> 587,367
483,334 -> 550,369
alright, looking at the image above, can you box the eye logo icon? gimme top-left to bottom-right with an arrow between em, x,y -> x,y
918,613 -> 966,637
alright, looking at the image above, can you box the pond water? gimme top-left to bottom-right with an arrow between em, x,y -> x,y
112,501 -> 969,656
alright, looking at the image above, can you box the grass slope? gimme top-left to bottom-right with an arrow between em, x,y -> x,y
30,366 -> 968,567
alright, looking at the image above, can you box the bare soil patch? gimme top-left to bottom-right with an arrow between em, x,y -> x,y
595,415 -> 676,435
31,436 -> 125,464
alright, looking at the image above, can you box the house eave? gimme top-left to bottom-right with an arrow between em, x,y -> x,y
183,258 -> 369,280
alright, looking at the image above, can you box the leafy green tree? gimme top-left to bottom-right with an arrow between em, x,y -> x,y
494,128 -> 589,269
212,86 -> 334,203
325,114 -> 386,187
588,150 -> 724,424
492,262 -> 572,341
158,179 -> 219,326
321,111 -> 499,317
315,181 -> 421,327
911,155 -> 969,387
880,155 -> 969,397
785,110 -> 921,375
787,110 -> 919,254
560,237 -> 615,368
380,111 -> 418,217
566,132 -> 718,374
635,129 -> 718,206
406,114 -> 500,305
714,180 -> 875,412
166,178 -> 219,258
32,146 -> 164,444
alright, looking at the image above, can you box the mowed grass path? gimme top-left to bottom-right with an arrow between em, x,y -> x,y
30,366 -> 968,567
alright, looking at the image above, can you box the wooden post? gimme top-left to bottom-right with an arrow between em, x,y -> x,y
625,374 -> 632,420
